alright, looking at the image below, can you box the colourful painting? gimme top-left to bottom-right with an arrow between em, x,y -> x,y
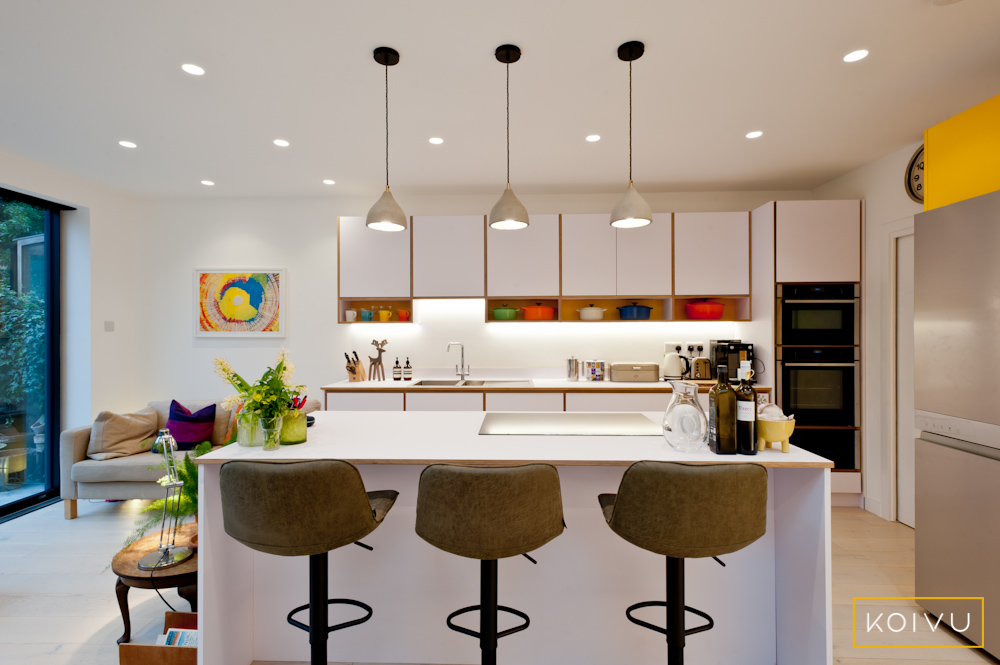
195,270 -> 285,337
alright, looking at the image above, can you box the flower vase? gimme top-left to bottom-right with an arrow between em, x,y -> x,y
259,416 -> 283,451
236,412 -> 264,447
280,410 -> 307,445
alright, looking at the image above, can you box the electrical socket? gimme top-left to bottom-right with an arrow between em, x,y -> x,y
664,341 -> 683,354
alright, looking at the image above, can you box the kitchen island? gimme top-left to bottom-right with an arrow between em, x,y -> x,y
196,410 -> 831,665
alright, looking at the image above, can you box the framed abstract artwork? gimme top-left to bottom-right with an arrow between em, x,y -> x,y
194,269 -> 285,337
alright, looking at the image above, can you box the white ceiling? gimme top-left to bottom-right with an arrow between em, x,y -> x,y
2,0 -> 999,199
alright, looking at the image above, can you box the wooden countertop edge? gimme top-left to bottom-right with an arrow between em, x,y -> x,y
320,386 -> 772,394
195,457 -> 831,468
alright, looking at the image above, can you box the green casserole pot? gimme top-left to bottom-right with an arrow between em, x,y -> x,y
491,304 -> 520,320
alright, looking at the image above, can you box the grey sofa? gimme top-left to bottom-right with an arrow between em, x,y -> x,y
59,400 -> 231,519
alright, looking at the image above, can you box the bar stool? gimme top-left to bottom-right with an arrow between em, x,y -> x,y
415,463 -> 564,665
599,461 -> 767,665
220,460 -> 398,665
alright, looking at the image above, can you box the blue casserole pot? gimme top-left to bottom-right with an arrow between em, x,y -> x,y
617,302 -> 652,320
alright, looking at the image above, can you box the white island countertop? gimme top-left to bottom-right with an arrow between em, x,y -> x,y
196,410 -> 828,468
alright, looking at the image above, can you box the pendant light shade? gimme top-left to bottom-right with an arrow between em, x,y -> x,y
610,41 -> 652,229
489,44 -> 529,230
367,47 -> 407,232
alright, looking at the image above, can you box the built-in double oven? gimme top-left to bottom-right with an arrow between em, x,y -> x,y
776,284 -> 861,470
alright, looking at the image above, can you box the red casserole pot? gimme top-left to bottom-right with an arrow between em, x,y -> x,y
684,300 -> 725,320
522,303 -> 555,320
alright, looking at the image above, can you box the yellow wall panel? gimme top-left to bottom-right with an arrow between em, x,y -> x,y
924,92 -> 1000,210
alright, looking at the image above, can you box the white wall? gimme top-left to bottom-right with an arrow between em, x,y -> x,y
812,140 -> 924,519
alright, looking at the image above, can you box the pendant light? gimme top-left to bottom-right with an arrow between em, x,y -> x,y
366,46 -> 407,232
610,41 -> 653,229
488,44 -> 530,230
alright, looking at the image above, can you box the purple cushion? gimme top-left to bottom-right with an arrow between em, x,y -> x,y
166,400 -> 216,450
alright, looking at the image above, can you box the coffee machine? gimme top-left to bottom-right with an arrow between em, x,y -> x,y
709,340 -> 756,383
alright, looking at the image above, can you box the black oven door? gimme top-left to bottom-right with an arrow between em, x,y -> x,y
789,429 -> 860,470
778,354 -> 859,426
779,300 -> 858,346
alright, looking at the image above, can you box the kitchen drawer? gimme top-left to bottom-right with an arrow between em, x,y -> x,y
327,393 -> 404,411
565,392 -> 670,413
486,392 -> 564,412
405,392 -> 484,412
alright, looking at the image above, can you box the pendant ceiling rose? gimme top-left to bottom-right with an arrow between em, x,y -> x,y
617,41 -> 644,62
373,46 -> 400,67
495,44 -> 521,64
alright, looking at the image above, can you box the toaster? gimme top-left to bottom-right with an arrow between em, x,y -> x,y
610,362 -> 660,382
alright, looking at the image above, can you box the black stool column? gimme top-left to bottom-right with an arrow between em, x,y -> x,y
667,556 -> 685,664
310,552 -> 329,665
481,559 -> 499,665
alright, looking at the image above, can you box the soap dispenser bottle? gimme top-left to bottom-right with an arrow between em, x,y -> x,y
393,357 -> 402,381
403,357 -> 412,381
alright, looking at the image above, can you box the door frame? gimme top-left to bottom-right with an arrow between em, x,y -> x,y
886,222 -> 914,523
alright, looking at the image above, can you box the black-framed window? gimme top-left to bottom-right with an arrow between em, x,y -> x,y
0,186 -> 73,521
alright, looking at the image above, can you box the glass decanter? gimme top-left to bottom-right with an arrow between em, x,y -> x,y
662,380 -> 709,452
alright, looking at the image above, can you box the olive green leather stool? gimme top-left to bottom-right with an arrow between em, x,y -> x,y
599,461 -> 767,665
219,460 -> 398,665
416,463 -> 565,665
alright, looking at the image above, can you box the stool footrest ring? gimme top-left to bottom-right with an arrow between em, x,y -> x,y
287,598 -> 373,635
626,600 -> 714,637
446,604 -> 530,640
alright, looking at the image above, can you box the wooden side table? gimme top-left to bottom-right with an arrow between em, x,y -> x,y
111,522 -> 198,644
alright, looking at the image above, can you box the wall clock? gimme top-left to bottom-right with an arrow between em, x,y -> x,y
905,145 -> 924,203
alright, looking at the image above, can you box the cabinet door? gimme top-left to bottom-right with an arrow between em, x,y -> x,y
412,216 -> 485,297
616,213 -> 672,296
561,214 -> 617,296
487,214 -> 560,297
485,392 -> 564,412
405,392 -> 484,411
674,212 -> 750,295
339,216 -> 411,298
326,393 -> 404,411
565,392 -> 670,412
775,200 -> 861,283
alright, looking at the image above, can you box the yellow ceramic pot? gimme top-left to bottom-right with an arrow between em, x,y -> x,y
757,419 -> 795,453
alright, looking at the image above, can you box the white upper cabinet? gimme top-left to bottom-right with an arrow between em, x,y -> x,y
339,216 -> 411,298
412,216 -> 485,297
487,214 -> 560,297
775,200 -> 861,283
561,214 -> 617,296
616,213 -> 673,296
673,212 -> 751,295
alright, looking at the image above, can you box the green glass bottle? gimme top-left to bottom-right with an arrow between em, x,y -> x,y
708,365 -> 737,455
735,360 -> 758,455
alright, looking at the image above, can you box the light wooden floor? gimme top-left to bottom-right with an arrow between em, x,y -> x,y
1,500 -> 996,664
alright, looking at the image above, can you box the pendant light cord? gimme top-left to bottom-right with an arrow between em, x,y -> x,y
628,58 -> 633,183
506,61 -> 510,185
385,63 -> 389,189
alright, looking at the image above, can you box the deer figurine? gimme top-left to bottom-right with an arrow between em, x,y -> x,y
368,339 -> 388,381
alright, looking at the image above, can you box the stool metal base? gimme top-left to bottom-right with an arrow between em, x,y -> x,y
285,552 -> 374,665
445,559 -> 530,665
625,557 -> 714,665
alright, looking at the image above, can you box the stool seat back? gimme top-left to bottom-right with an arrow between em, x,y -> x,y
416,463 -> 564,560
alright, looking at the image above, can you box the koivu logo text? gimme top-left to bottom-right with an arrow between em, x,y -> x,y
852,597 -> 984,649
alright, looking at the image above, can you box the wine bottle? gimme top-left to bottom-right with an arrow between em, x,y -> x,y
708,365 -> 737,454
735,360 -> 757,455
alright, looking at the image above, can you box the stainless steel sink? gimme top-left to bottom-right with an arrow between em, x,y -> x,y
410,379 -> 462,386
409,379 -> 533,388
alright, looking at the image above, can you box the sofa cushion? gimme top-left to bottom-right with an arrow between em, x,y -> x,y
149,400 -> 231,446
71,451 -> 167,483
87,407 -> 158,461
167,400 -> 216,450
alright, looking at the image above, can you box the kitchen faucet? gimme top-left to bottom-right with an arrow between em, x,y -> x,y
447,342 -> 470,379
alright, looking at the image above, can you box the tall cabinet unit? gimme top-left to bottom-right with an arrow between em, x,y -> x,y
338,216 -> 412,323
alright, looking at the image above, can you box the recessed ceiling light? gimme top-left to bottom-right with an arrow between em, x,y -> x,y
429,137 -> 444,145
843,50 -> 869,63
746,131 -> 763,139
323,179 -> 336,185
181,64 -> 205,76
201,180 -> 215,186
118,140 -> 137,149
586,135 -> 601,142
273,139 -> 290,147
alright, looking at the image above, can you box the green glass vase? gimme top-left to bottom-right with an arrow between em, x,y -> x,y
280,410 -> 307,444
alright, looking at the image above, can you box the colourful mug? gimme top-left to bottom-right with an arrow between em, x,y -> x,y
379,310 -> 392,321
360,309 -> 374,321
398,309 -> 411,321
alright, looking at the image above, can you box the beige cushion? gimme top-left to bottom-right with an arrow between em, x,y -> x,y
147,400 -> 232,446
87,407 -> 158,461
72,451 -> 166,483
